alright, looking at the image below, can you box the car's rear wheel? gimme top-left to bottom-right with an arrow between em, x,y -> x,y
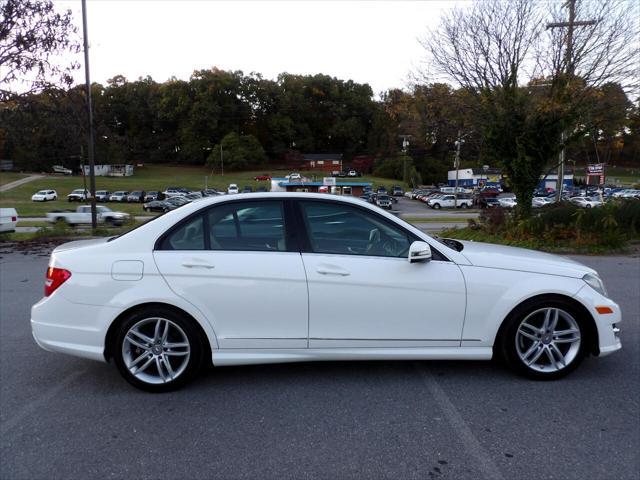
499,298 -> 586,380
461,203 -> 468,209
433,203 -> 441,209
113,307 -> 205,392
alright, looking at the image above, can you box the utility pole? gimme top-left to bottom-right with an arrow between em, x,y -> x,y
399,135 -> 411,186
453,130 -> 473,207
547,0 -> 597,202
454,130 -> 462,208
81,0 -> 97,229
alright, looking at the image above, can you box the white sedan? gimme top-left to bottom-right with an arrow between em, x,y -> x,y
570,197 -> 603,208
31,193 -> 622,391
31,189 -> 58,202
499,197 -> 517,208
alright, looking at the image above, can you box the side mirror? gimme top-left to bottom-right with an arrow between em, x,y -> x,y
408,241 -> 432,263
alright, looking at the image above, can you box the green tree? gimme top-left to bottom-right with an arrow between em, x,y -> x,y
207,132 -> 267,171
0,0 -> 80,99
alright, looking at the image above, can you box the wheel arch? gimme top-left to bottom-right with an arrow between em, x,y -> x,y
104,302 -> 213,366
493,293 -> 599,357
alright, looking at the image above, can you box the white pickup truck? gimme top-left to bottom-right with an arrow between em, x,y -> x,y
46,205 -> 130,226
427,194 -> 473,209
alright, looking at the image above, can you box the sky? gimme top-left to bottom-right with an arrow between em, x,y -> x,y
56,0 -> 464,95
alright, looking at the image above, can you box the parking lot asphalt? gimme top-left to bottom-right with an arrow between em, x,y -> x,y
1,250 -> 638,480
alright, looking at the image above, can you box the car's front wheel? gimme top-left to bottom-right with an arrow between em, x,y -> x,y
498,298 -> 586,380
113,307 -> 205,392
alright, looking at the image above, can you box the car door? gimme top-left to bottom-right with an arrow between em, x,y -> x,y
153,199 -> 308,349
296,200 -> 466,348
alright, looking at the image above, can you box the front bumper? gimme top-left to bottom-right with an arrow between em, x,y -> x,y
574,284 -> 622,356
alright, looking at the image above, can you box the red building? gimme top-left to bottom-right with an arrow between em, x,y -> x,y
300,153 -> 343,172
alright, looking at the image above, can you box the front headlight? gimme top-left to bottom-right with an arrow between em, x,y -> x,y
583,273 -> 608,297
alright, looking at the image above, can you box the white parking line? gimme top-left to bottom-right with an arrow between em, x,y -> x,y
417,365 -> 505,480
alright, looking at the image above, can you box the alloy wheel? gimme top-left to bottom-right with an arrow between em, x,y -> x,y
122,317 -> 191,385
515,307 -> 581,373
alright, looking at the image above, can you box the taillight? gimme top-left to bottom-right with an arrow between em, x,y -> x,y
45,267 -> 71,297
11,216 -> 17,221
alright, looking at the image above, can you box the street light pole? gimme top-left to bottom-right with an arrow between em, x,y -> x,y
81,0 -> 97,229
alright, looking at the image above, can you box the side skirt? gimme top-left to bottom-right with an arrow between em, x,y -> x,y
212,347 -> 493,367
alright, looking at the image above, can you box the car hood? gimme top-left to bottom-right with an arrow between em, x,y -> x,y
455,240 -> 595,278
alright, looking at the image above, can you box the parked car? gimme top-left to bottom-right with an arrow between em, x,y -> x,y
31,190 -> 58,202
376,186 -> 388,194
480,197 -> 501,209
144,196 -> 190,212
347,170 -> 360,177
375,194 -> 393,210
288,173 -> 302,181
202,189 -> 223,197
227,184 -> 239,194
46,205 -> 130,226
254,174 -> 272,181
499,197 -> 518,208
391,186 -> 404,196
241,186 -> 253,194
428,195 -> 473,209
256,186 -> 268,193
532,197 -> 553,208
31,193 -> 622,391
127,191 -> 146,203
0,208 -> 18,233
163,188 -> 189,198
67,189 -> 90,202
52,165 -> 72,175
109,191 -> 129,202
570,197 -> 603,208
95,190 -> 111,202
144,191 -> 162,202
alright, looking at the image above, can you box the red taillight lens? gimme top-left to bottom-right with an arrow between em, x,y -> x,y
45,267 -> 71,297
11,216 -> 17,221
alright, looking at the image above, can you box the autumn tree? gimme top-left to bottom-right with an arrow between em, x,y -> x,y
420,0 -> 638,217
0,0 -> 80,100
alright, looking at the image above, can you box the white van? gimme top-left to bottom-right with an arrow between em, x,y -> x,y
0,208 -> 18,233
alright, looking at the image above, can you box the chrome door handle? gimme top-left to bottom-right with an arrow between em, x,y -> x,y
181,260 -> 215,269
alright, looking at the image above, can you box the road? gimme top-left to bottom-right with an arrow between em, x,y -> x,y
1,248 -> 638,480
0,175 -> 45,192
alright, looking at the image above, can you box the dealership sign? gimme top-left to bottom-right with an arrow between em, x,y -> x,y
587,163 -> 604,175
586,163 -> 605,184
323,177 -> 336,186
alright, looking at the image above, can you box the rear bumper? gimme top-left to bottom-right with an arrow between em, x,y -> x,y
30,292 -> 119,362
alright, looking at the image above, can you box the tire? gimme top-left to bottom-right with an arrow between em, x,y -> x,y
461,203 -> 468,209
433,203 -> 441,209
113,306 -> 205,392
497,297 -> 587,380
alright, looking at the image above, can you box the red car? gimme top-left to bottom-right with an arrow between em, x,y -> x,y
254,174 -> 271,181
